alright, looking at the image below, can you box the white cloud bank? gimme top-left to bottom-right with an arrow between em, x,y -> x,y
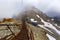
0,0 -> 60,18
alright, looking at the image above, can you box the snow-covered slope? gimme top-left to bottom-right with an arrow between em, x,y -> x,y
30,14 -> 60,40
37,15 -> 60,40
29,14 -> 60,40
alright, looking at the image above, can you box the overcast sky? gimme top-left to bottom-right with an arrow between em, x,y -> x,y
0,0 -> 60,18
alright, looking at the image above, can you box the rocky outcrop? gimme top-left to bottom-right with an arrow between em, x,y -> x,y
8,21 -> 49,40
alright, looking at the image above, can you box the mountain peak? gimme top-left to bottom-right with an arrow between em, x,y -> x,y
16,6 -> 51,25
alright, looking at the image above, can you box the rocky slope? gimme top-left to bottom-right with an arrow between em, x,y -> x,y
15,6 -> 60,40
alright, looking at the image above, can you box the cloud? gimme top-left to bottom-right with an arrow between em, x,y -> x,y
45,0 -> 60,17
0,0 -> 21,18
0,0 -> 60,18
22,0 -> 52,11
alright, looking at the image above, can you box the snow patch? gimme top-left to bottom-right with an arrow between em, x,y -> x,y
54,24 -> 60,28
30,18 -> 37,23
38,24 -> 53,34
46,34 -> 56,40
36,15 -> 40,18
51,19 -> 54,21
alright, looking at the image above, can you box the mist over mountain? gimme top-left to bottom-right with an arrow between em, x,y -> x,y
15,6 -> 52,24
45,8 -> 60,24
12,6 -> 59,24
46,9 -> 60,18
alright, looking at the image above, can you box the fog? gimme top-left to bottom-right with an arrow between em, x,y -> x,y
0,0 -> 60,18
